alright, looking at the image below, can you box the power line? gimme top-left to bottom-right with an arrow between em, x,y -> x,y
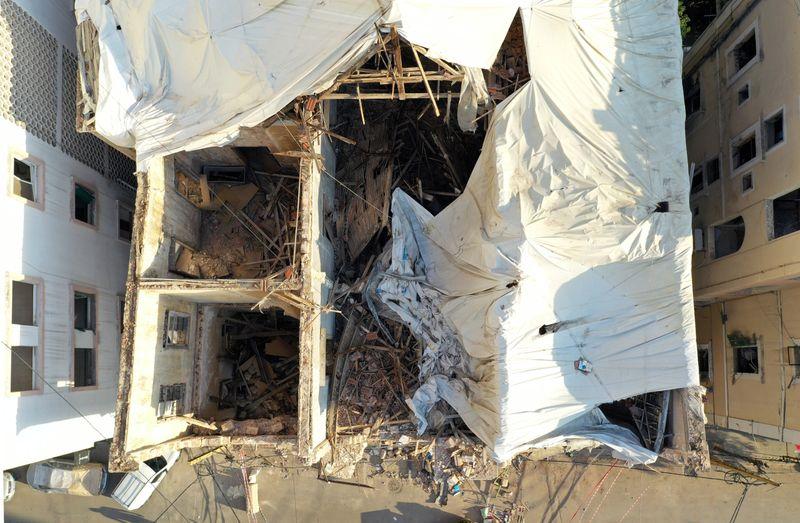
3,340 -> 192,521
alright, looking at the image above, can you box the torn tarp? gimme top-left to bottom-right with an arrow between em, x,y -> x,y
375,0 -> 697,463
77,0 -> 697,465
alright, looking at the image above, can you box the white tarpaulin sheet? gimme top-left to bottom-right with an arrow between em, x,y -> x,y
74,0 -> 386,166
78,0 -> 696,463
376,0 -> 697,462
74,0 -> 516,167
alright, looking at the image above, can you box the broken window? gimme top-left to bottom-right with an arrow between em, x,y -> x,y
683,73 -> 701,117
772,188 -> 800,239
74,183 -> 96,225
12,159 -> 37,202
741,172 -> 753,193
729,333 -> 759,375
690,166 -> 704,195
10,346 -> 35,392
118,202 -> 133,241
737,84 -> 750,105
12,280 -> 36,326
713,216 -> 745,258
157,383 -> 186,418
74,291 -> 95,331
764,110 -> 784,151
706,157 -> 720,185
730,29 -> 757,76
697,344 -> 711,383
164,311 -> 190,348
731,131 -> 757,170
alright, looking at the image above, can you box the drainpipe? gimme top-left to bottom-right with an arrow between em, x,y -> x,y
715,47 -> 726,220
778,291 -> 787,441
720,301 -> 730,427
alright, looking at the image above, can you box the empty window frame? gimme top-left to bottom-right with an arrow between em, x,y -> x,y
697,343 -> 712,382
12,280 -> 36,326
706,157 -> 721,184
713,216 -> 745,258
118,202 -> 133,241
737,84 -> 750,105
690,166 -> 705,195
74,182 -> 96,226
772,188 -> 800,239
731,126 -> 759,172
73,290 -> 96,388
789,345 -> 800,378
728,26 -> 758,80
729,333 -> 759,375
74,347 -> 96,387
12,158 -> 38,202
74,291 -> 95,331
683,72 -> 701,117
741,172 -> 754,194
164,311 -> 190,348
157,383 -> 186,418
764,110 -> 784,151
10,346 -> 36,392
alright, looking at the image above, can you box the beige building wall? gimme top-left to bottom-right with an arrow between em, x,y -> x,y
686,0 -> 800,444
685,0 -> 800,302
695,290 -> 800,443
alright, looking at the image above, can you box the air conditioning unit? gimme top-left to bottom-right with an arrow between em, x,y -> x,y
693,228 -> 705,251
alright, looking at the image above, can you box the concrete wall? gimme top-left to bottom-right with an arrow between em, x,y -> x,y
685,0 -> 800,301
138,156 -> 201,279
123,291 -> 197,453
695,288 -> 800,443
296,115 -> 336,459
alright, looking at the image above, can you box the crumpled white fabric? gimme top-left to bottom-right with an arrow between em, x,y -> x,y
78,0 -> 697,463
376,0 -> 698,462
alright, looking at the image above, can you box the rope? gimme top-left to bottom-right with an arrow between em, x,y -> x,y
570,459 -> 619,521
587,466 -> 624,523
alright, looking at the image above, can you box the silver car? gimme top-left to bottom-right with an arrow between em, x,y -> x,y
26,461 -> 107,496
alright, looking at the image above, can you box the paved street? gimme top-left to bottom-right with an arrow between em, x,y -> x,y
6,430 -> 800,522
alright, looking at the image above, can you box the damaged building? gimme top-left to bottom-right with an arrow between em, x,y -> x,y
74,0 -> 709,476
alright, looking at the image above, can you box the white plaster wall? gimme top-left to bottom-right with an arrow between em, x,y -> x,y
0,117 -> 132,469
124,291 -> 196,453
138,156 -> 201,278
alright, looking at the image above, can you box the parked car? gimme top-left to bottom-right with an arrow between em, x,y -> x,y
112,451 -> 181,510
4,471 -> 15,501
26,461 -> 107,496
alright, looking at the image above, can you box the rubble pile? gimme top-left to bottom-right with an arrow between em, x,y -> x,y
489,13 -> 528,102
172,150 -> 301,281
211,310 -> 300,435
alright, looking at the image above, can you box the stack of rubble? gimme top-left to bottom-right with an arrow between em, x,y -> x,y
489,13 -> 528,101
211,310 -> 300,436
172,151 -> 301,281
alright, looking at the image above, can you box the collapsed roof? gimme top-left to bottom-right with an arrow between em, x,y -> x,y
75,0 -> 701,464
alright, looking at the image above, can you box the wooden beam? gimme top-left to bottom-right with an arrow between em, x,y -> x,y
390,26 -> 406,101
410,44 -> 440,116
320,91 -> 460,101
356,85 -> 366,125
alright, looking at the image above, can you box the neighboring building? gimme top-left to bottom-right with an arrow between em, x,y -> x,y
0,0 -> 135,470
684,0 -> 800,443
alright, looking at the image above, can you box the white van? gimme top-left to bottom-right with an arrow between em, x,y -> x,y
111,451 -> 181,510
